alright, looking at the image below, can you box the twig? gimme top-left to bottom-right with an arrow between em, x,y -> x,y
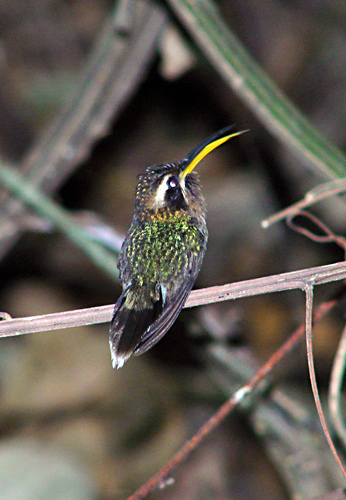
127,299 -> 337,499
329,324 -> 346,447
305,284 -> 346,478
186,261 -> 346,308
0,261 -> 345,338
262,178 -> 346,229
286,211 -> 346,255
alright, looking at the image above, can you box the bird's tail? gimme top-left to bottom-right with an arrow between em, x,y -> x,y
109,288 -> 161,369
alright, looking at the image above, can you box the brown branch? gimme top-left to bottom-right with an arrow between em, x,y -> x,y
305,285 -> 346,478
262,177 -> 346,229
329,324 -> 346,447
127,299 -> 337,499
0,261 -> 345,338
286,211 -> 346,254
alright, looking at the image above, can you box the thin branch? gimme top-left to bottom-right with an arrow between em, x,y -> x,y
305,284 -> 346,479
127,298 -> 337,499
0,261 -> 345,337
329,323 -> 346,447
286,211 -> 346,253
262,178 -> 346,228
186,261 -> 346,308
272,209 -> 346,264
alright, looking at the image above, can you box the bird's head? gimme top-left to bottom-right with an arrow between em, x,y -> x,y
133,126 -> 248,219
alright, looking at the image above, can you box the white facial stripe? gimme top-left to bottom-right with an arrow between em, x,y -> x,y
153,174 -> 171,208
151,173 -> 187,209
179,174 -> 186,198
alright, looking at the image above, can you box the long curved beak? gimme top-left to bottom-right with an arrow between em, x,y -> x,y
181,125 -> 249,178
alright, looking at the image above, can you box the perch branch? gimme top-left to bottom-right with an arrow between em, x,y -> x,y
0,261 -> 345,337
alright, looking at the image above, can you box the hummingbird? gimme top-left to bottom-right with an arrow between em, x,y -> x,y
109,125 -> 247,368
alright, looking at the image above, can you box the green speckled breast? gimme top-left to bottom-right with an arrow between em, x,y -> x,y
118,210 -> 207,293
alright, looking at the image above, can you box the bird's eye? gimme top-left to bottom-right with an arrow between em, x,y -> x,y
167,176 -> 179,189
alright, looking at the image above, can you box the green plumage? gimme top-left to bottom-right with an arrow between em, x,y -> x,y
121,213 -> 205,290
109,125 -> 244,368
110,162 -> 207,369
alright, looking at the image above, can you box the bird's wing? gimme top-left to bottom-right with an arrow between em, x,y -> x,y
133,280 -> 193,356
134,238 -> 206,355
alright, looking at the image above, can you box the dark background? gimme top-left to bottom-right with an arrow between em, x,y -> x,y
0,1 -> 345,498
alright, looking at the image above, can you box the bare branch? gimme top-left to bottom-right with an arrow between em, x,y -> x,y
305,285 -> 346,478
329,323 -> 346,447
0,261 -> 345,338
286,211 -> 346,255
186,261 -> 346,309
262,178 -> 346,229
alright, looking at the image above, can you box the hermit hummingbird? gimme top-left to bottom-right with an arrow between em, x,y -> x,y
109,126 -> 247,368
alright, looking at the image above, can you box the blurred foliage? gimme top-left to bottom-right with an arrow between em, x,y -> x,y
0,0 -> 345,498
